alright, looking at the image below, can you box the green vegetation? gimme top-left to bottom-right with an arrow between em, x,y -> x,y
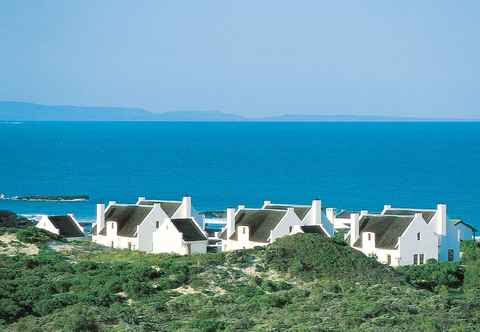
0,226 -> 480,331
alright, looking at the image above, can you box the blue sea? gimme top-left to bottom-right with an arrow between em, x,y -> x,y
0,121 -> 479,228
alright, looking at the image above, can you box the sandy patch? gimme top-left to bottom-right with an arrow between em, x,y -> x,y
0,233 -> 39,256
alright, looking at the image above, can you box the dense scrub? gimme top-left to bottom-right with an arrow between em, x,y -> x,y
0,230 -> 480,331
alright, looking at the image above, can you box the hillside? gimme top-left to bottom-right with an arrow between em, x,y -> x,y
0,101 -> 243,121
0,226 -> 479,331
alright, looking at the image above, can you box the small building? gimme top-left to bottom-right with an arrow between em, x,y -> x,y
93,195 -> 202,253
349,212 -> 438,267
36,214 -> 85,239
452,219 -> 477,241
152,217 -> 207,255
382,204 -> 460,262
261,199 -> 335,237
220,207 -> 302,251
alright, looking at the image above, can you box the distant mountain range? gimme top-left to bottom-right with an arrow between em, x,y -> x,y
0,101 -> 472,122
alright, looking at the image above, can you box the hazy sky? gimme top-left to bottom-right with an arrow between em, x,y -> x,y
1,1 -> 479,118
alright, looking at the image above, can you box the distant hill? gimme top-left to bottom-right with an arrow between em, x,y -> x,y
0,101 -> 471,122
0,101 -> 243,122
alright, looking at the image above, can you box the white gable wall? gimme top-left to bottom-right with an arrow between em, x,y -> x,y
398,214 -> 438,266
270,209 -> 303,242
36,215 -> 59,235
456,223 -> 475,241
137,205 -> 169,252
152,219 -> 207,255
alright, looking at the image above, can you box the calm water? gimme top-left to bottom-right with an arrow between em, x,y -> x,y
0,122 -> 479,227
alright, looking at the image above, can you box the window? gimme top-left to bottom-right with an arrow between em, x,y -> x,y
242,227 -> 246,234
156,221 -> 159,229
413,254 -> 418,265
367,233 -> 371,241
289,226 -> 293,233
111,241 -> 114,248
419,254 -> 424,265
417,232 -> 421,240
128,242 -> 132,250
387,255 -> 391,265
111,223 -> 114,229
448,249 -> 454,261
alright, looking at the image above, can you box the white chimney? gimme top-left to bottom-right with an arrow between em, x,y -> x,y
383,204 -> 392,212
182,196 -> 192,217
437,203 -> 447,236
326,208 -> 335,224
96,203 -> 105,235
311,199 -> 321,225
360,210 -> 368,216
238,204 -> 245,210
350,213 -> 360,246
138,196 -> 146,203
263,200 -> 271,207
226,208 -> 236,239
108,200 -> 116,207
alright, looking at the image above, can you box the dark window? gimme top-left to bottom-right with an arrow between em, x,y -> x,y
368,233 -> 371,241
289,226 -> 293,233
187,243 -> 192,255
128,242 -> 132,250
413,254 -> 418,265
417,232 -> 421,240
156,221 -> 159,229
111,241 -> 114,248
242,227 -> 246,234
448,249 -> 454,261
387,255 -> 391,265
111,223 -> 114,229
419,254 -> 424,265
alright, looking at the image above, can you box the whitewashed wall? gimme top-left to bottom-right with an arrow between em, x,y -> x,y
398,215 -> 438,266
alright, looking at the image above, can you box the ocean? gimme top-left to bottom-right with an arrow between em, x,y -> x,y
1,121 -> 479,227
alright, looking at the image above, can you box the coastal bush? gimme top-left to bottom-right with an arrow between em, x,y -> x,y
2,230 -> 480,331
16,226 -> 61,243
397,260 -> 463,291
262,234 -> 400,282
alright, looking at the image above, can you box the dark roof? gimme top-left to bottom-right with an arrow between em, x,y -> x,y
137,200 -> 181,217
171,218 -> 207,241
264,204 -> 310,220
105,205 -> 153,237
336,210 -> 356,219
353,215 -> 414,249
383,209 -> 435,222
48,215 -> 84,237
452,219 -> 477,232
230,209 -> 286,243
200,210 -> 227,218
300,225 -> 327,236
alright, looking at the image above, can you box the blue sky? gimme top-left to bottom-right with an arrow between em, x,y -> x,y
0,1 -> 479,118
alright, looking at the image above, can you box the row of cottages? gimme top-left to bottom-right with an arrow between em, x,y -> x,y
92,196 -> 207,255
347,203 -> 463,266
36,214 -> 85,239
220,199 -> 335,251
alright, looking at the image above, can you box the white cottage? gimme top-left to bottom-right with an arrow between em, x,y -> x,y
382,204 -> 460,262
92,196 -> 201,253
452,219 -> 477,242
261,199 -> 335,237
36,214 -> 85,239
349,212 -> 438,267
220,207 -> 302,251
152,217 -> 207,255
